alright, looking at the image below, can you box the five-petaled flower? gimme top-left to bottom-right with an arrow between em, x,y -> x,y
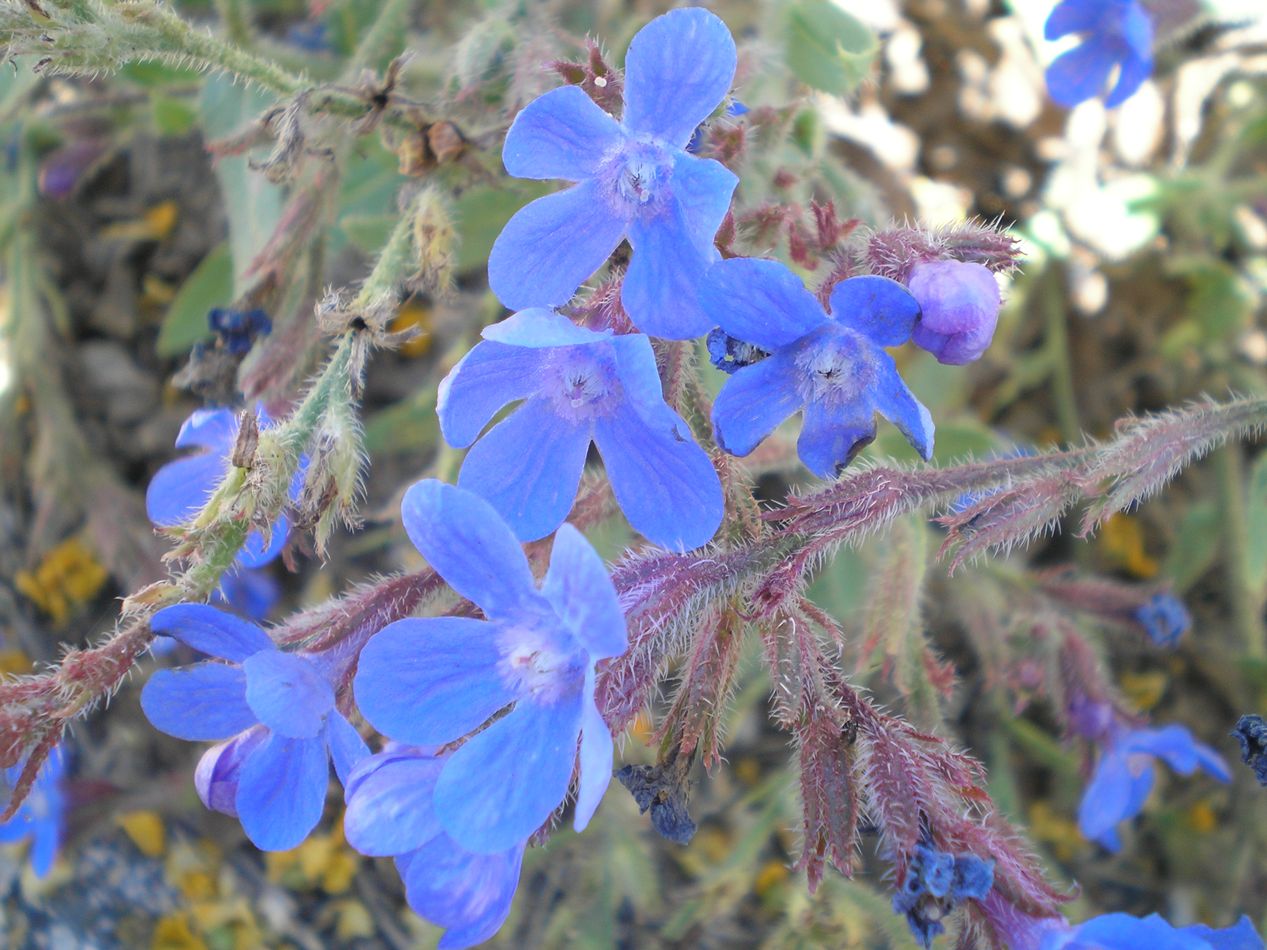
1044,0 -> 1153,109
141,604 -> 368,851
344,745 -> 526,950
354,479 -> 627,854
489,7 -> 739,339
0,744 -> 67,878
437,308 -> 723,549
700,258 -> 931,478
1078,723 -> 1229,851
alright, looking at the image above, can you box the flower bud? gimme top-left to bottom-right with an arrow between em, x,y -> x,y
908,260 -> 1000,365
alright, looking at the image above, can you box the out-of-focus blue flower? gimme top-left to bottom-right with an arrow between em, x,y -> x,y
908,260 -> 1000,365
701,258 -> 929,478
354,480 -> 627,854
1131,591 -> 1191,648
687,99 -> 748,154
1231,714 -> 1267,787
1042,913 -> 1264,950
344,746 -> 525,949
0,745 -> 67,877
209,307 -> 271,356
211,566 -> 282,622
141,604 -> 368,851
891,843 -> 995,947
1079,724 -> 1230,851
285,21 -> 331,54
1044,0 -> 1153,109
437,309 -> 722,549
146,406 -> 307,569
489,8 -> 738,339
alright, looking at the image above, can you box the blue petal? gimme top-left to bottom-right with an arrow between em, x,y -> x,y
797,400 -> 876,479
1122,725 -> 1197,768
434,694 -> 584,853
29,820 -> 60,878
354,617 -> 517,746
503,85 -> 624,181
488,178 -> 627,311
242,650 -> 334,739
457,397 -> 592,543
711,349 -> 804,457
141,665 -> 256,741
1179,916 -> 1266,950
343,751 -> 444,856
325,711 -> 369,785
401,835 -> 525,949
214,567 -> 281,620
195,728 -> 266,816
621,8 -> 738,149
1073,913 -> 1205,950
873,357 -> 934,460
543,524 -> 626,661
150,603 -> 274,662
1105,47 -> 1152,109
437,340 -> 543,448
828,275 -> 921,347
1046,40 -> 1117,108
174,407 -> 237,451
1120,2 -> 1154,60
1043,0 -> 1101,40
700,258 -> 828,351
237,514 -> 289,570
621,199 -> 716,340
1078,752 -> 1152,849
400,479 -> 540,619
573,690 -> 613,832
481,307 -> 609,348
145,451 -> 226,526
593,398 -> 722,551
669,154 -> 737,260
235,732 -> 330,851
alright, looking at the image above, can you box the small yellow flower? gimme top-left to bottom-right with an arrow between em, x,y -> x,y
14,537 -> 108,624
1100,514 -> 1159,578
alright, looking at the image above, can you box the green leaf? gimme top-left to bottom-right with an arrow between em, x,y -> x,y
784,0 -> 877,95
1162,499 -> 1221,593
453,181 -> 550,274
157,242 -> 231,356
152,94 -> 198,136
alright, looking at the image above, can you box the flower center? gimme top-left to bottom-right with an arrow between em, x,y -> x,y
600,138 -> 673,216
793,326 -> 876,406
542,344 -> 622,423
499,625 -> 584,705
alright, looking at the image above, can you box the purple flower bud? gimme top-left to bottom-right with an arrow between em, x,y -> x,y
908,261 -> 1001,365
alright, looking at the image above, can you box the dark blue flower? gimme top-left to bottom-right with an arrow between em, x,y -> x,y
1043,913 -> 1264,950
437,309 -> 723,549
1231,714 -> 1267,787
1131,591 -> 1191,648
489,8 -> 739,339
354,480 -> 627,854
211,566 -> 282,622
0,745 -> 67,877
700,258 -> 930,478
146,406 -> 307,569
706,327 -> 768,375
141,604 -> 368,851
344,746 -> 525,949
891,843 -> 995,948
1078,724 -> 1230,851
1044,0 -> 1153,108
908,260 -> 1000,365
209,307 -> 271,355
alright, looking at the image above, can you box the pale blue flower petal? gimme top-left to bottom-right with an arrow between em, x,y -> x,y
503,85 -> 624,181
1106,37 -> 1152,107
237,516 -> 290,570
400,479 -> 541,618
402,835 -> 525,950
141,665 -> 256,741
1179,916 -> 1265,950
1046,41 -> 1117,108
543,524 -> 627,661
669,153 -> 737,258
828,275 -> 921,347
711,349 -> 804,457
622,200 -> 716,340
573,691 -> 613,832
873,357 -> 935,460
355,617 -> 517,746
195,728 -> 266,816
145,451 -> 226,526
242,650 -> 334,739
621,7 -> 738,149
434,694 -> 584,854
174,407 -> 237,450
481,308 -> 608,349
700,258 -> 829,351
437,341 -> 543,449
797,401 -> 877,479
235,732 -> 329,851
457,397 -> 592,543
1070,913 -> 1206,950
1044,0 -> 1101,39
150,603 -> 274,662
325,711 -> 369,786
344,752 -> 445,856
488,179 -> 627,311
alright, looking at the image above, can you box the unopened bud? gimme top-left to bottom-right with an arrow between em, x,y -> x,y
908,260 -> 1000,365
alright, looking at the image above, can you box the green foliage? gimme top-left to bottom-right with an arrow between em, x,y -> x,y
783,0 -> 876,95
157,242 -> 232,356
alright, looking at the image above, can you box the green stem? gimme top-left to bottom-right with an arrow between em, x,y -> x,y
1043,265 -> 1082,445
352,199 -> 419,309
213,0 -> 253,48
1216,442 -> 1264,659
344,0 -> 414,77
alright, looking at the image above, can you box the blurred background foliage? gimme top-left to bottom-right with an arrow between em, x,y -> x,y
0,0 -> 1265,947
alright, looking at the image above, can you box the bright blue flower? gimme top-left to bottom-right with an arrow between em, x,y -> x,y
146,406 -> 307,569
700,258 -> 930,478
141,604 -> 369,850
489,8 -> 739,339
437,308 -> 723,549
908,260 -> 1000,365
1132,591 -> 1190,648
1044,0 -> 1153,109
891,843 -> 995,947
1043,913 -> 1264,950
0,745 -> 67,877
1079,724 -> 1230,851
344,746 -> 525,949
354,480 -> 627,854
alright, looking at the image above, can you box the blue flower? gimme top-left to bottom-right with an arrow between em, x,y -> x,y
1131,591 -> 1190,648
1044,0 -> 1153,109
0,745 -> 67,877
1078,724 -> 1230,851
146,406 -> 307,569
907,260 -> 1000,365
209,307 -> 271,355
437,308 -> 723,549
700,258 -> 930,478
354,480 -> 627,854
1043,913 -> 1264,950
891,843 -> 995,947
344,746 -> 525,949
687,100 -> 748,154
1231,714 -> 1267,787
211,566 -> 281,622
140,604 -> 369,850
489,8 -> 739,339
